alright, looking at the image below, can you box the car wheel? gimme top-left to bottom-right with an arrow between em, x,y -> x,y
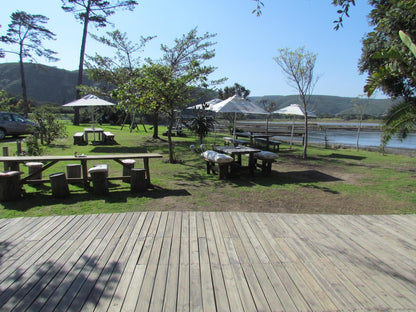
0,129 -> 6,140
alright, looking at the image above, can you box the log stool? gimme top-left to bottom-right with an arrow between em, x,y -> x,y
93,164 -> 109,177
66,164 -> 82,183
0,171 -> 22,201
121,159 -> 136,183
50,172 -> 70,198
130,168 -> 147,192
25,162 -> 43,185
88,166 -> 109,195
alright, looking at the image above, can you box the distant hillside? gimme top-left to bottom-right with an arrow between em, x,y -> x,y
0,62 -> 95,105
250,95 -> 395,117
0,62 -> 395,116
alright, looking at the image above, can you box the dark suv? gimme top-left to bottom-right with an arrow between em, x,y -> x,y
0,112 -> 35,140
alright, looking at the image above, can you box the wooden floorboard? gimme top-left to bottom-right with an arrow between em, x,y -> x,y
1,212 -> 416,311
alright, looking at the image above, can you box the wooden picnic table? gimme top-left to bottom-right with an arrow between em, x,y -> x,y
84,127 -> 104,144
0,153 -> 163,188
214,145 -> 261,176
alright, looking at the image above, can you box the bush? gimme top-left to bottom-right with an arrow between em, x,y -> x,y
33,107 -> 67,145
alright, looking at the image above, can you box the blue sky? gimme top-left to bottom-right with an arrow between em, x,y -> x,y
0,0 -> 378,98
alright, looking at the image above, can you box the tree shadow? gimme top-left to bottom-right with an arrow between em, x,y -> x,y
325,153 -> 367,161
0,253 -> 122,311
1,185 -> 191,211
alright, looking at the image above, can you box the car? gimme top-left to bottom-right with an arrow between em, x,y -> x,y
0,111 -> 35,140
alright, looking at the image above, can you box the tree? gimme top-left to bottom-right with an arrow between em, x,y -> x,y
218,83 -> 250,100
82,30 -> 155,130
32,107 -> 67,145
1,11 -> 58,117
273,47 -> 318,159
359,0 -> 416,148
188,111 -> 216,144
137,62 -> 214,163
61,0 -> 138,125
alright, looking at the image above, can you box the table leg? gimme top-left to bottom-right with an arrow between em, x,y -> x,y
80,159 -> 89,188
248,154 -> 256,176
143,158 -> 150,185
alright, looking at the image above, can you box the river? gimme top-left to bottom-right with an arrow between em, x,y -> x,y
238,121 -> 416,150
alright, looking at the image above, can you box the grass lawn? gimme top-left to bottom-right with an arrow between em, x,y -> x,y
1,122 -> 415,218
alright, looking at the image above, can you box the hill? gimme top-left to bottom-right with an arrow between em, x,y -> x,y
250,95 -> 395,117
0,62 -> 95,106
0,62 -> 395,116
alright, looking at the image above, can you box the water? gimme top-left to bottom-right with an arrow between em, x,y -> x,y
240,121 -> 416,150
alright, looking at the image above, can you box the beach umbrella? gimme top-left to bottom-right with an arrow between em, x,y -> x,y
63,94 -> 115,142
272,103 -> 316,148
208,95 -> 268,139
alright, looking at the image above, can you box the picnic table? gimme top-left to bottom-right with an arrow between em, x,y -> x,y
214,145 -> 261,176
0,153 -> 163,188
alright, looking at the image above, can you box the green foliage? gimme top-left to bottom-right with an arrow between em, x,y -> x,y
33,107 -> 67,145
188,114 -> 215,144
24,135 -> 42,156
218,83 -> 250,100
360,1 -> 416,146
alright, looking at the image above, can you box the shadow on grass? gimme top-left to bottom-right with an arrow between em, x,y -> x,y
90,146 -> 149,153
326,153 -> 367,161
2,185 -> 191,211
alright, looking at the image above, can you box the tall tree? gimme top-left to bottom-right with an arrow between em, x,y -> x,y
273,47 -> 318,159
61,0 -> 138,125
359,0 -> 416,148
82,30 -> 154,129
0,11 -> 58,117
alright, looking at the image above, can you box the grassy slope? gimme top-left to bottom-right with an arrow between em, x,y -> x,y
0,121 -> 415,218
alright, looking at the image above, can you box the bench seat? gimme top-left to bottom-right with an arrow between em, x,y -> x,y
223,137 -> 250,146
254,137 -> 282,152
103,131 -> 115,144
73,132 -> 85,145
201,150 -> 233,179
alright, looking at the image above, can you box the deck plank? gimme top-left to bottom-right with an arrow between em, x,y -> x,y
0,212 -> 416,311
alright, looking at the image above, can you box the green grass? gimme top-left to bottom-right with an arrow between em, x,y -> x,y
1,122 -> 415,218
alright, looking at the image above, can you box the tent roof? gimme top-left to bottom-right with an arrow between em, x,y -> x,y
62,94 -> 115,107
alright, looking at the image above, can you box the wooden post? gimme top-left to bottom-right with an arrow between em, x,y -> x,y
121,159 -> 136,183
131,168 -> 146,192
16,140 -> 22,156
0,171 -> 21,201
3,147 -> 8,171
50,172 -> 70,198
89,170 -> 108,195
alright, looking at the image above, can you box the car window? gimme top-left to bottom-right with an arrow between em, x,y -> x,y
12,114 -> 26,123
0,113 -> 13,121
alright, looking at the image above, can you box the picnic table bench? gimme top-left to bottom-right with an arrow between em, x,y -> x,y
0,153 -> 163,189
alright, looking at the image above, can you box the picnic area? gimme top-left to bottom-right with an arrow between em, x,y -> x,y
1,122 -> 416,311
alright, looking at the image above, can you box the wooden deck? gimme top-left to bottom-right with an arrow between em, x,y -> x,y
0,212 -> 415,311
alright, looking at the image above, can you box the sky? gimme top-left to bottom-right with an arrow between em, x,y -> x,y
0,0 -> 380,98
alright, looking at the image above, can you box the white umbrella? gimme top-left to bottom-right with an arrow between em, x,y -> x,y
208,95 -> 268,139
63,94 -> 115,142
272,103 -> 316,148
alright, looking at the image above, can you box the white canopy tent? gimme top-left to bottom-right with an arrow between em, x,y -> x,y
207,95 -> 268,139
272,103 -> 316,148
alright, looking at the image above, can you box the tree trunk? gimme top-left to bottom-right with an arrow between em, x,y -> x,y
168,112 -> 175,163
152,111 -> 159,139
73,0 -> 91,125
303,114 -> 308,159
19,53 -> 28,118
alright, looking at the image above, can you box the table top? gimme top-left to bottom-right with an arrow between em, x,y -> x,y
214,146 -> 261,155
0,153 -> 163,162
84,128 -> 103,132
